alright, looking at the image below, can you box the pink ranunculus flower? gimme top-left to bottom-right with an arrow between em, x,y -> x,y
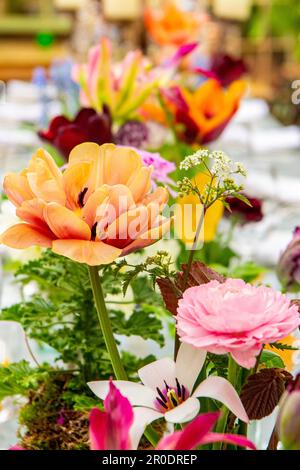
177,278 -> 300,369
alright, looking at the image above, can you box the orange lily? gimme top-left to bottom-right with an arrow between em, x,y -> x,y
144,2 -> 202,47
163,79 -> 246,145
1,144 -> 171,266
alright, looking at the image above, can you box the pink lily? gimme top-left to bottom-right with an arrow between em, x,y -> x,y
90,381 -> 255,450
88,343 -> 249,448
72,37 -> 197,121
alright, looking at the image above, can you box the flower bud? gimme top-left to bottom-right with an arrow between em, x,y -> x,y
278,375 -> 300,450
278,227 -> 300,291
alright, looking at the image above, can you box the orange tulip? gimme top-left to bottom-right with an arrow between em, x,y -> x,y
163,79 -> 246,145
1,144 -> 171,266
144,2 -> 202,47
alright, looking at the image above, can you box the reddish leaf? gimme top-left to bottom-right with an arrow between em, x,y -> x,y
157,262 -> 225,315
178,261 -> 225,290
156,278 -> 179,316
240,368 -> 293,420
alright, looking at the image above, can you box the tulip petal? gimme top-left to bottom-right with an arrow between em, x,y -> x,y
120,217 -> 172,256
0,223 -> 53,248
88,380 -> 156,408
44,203 -> 91,240
3,173 -> 34,207
142,187 -> 169,209
164,396 -> 200,423
193,376 -> 249,423
63,161 -> 93,210
138,358 -> 176,392
105,205 -> 149,247
16,198 -> 53,235
81,186 -> 109,227
52,239 -> 121,266
127,166 -> 152,203
68,141 -> 100,165
175,343 -> 207,393
130,407 -> 163,450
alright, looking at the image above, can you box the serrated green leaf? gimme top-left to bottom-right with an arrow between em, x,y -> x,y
260,350 -> 285,368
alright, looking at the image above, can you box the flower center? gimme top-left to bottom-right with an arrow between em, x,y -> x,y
155,379 -> 188,412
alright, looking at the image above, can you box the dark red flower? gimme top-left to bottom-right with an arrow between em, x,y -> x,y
210,54 -> 247,87
225,195 -> 263,223
115,120 -> 148,148
193,54 -> 247,87
38,106 -> 113,160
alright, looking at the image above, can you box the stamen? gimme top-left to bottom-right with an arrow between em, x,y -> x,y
164,380 -> 170,391
168,390 -> 179,408
156,387 -> 167,403
91,222 -> 97,241
157,398 -> 168,410
78,187 -> 88,208
176,378 -> 181,397
181,385 -> 186,401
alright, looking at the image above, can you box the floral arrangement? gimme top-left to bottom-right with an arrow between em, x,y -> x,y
0,35 -> 300,453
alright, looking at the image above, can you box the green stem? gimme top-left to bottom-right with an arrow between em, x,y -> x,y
88,265 -> 159,447
212,355 -> 239,450
88,265 -> 127,380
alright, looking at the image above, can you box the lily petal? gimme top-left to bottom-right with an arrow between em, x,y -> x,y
130,407 -> 163,450
193,376 -> 249,423
157,412 -> 219,450
89,408 -> 108,450
175,343 -> 207,393
44,203 -> 91,240
164,396 -> 200,423
0,223 -> 53,248
200,432 -> 256,450
52,239 -> 121,265
138,357 -> 176,392
88,380 -> 156,408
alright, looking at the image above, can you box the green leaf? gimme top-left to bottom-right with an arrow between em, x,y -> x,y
230,262 -> 266,283
269,342 -> 298,351
260,350 -> 285,369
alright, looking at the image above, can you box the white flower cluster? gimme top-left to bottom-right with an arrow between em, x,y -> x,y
180,149 -> 247,180
179,149 -> 210,170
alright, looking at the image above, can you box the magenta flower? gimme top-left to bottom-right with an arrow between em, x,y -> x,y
193,54 -> 247,87
90,380 -> 133,450
38,107 -> 112,160
177,278 -> 300,369
89,379 -> 255,450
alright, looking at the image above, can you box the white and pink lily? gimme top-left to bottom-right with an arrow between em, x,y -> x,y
89,380 -> 255,450
88,343 -> 249,447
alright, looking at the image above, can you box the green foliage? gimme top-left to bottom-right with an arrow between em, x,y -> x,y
207,353 -> 228,378
260,350 -> 285,369
0,361 -> 49,400
269,341 -> 298,352
0,251 -> 166,381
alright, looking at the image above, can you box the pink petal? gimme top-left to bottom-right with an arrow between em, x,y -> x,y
89,408 -> 108,450
193,376 -> 249,423
162,43 -> 198,68
200,432 -> 256,450
157,412 -> 219,450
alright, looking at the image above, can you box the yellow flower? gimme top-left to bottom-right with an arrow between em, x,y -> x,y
174,172 -> 223,246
